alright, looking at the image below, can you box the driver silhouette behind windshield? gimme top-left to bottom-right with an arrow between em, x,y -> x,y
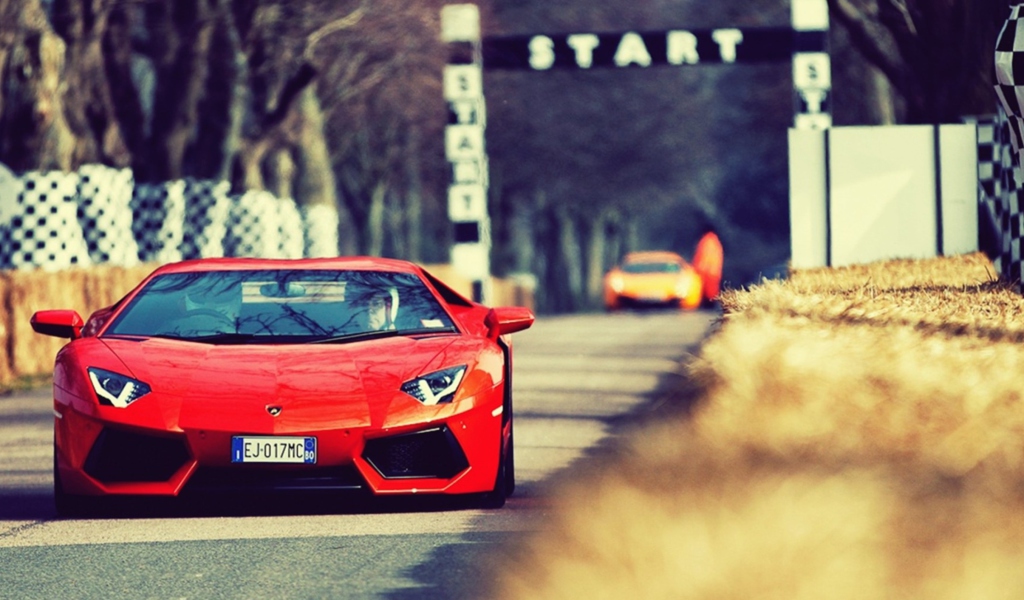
183,282 -> 241,324
352,288 -> 396,332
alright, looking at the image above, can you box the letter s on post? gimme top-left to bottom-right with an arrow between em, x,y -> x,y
529,35 -> 555,70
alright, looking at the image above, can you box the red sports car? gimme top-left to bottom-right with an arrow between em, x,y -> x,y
30,257 -> 534,515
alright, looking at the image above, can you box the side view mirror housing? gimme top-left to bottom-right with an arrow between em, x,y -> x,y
485,306 -> 535,341
31,310 -> 85,340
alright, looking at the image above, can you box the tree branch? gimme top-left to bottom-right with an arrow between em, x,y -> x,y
827,0 -> 911,98
262,61 -> 317,131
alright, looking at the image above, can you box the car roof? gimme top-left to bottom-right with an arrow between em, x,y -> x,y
623,251 -> 685,264
149,256 -> 422,276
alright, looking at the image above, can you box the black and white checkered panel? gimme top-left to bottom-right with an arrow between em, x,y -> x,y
995,106 -> 1024,286
994,5 -> 1024,288
224,190 -> 275,257
180,179 -> 231,259
0,170 -> 91,270
277,197 -> 304,258
77,164 -> 140,266
301,203 -> 340,258
973,114 -> 1006,264
975,115 -> 998,211
224,190 -> 304,258
131,180 -> 185,264
995,5 -> 1024,156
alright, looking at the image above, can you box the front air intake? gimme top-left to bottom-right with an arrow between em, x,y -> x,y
84,428 -> 190,483
363,426 -> 469,479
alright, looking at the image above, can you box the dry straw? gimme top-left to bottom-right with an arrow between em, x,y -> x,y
494,252 -> 1024,599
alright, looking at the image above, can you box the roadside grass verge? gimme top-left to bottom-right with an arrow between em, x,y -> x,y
494,252 -> 1024,599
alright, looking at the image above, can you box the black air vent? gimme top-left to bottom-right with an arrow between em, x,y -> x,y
363,426 -> 469,479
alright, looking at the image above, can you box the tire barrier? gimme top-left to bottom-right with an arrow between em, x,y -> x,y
224,190 -> 305,259
0,163 -> 343,270
302,203 -> 341,258
132,180 -> 186,264
78,165 -> 140,267
180,178 -> 231,260
0,169 -> 92,271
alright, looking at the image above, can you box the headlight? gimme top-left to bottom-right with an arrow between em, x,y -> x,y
88,367 -> 152,408
675,274 -> 694,297
609,274 -> 625,293
401,366 -> 466,406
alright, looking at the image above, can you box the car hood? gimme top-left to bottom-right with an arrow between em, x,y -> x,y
94,335 -> 471,432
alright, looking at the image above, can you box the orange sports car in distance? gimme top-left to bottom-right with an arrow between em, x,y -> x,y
603,251 -> 703,311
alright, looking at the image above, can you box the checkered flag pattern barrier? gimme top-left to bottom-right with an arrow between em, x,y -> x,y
180,179 -> 231,260
0,170 -> 92,270
224,190 -> 304,258
0,163 -> 342,270
974,108 -> 1024,287
131,180 -> 186,263
993,4 -> 1024,288
995,5 -> 1024,158
277,197 -> 305,259
77,165 -> 140,266
302,203 -> 340,258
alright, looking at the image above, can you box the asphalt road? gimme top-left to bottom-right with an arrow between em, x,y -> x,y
0,309 -> 716,599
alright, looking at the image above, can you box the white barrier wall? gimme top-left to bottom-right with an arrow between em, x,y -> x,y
789,124 -> 979,269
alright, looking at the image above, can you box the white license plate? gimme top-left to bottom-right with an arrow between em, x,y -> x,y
231,436 -> 317,464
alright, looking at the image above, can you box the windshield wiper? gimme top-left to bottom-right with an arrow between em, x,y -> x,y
178,332 -> 264,344
307,326 -> 457,345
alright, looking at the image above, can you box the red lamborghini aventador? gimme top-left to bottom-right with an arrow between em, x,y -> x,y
30,257 -> 534,515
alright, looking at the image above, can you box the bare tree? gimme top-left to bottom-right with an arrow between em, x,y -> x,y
827,0 -> 1007,123
0,0 -> 75,170
317,0 -> 448,256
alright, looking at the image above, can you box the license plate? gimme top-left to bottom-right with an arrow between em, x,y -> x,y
231,436 -> 317,464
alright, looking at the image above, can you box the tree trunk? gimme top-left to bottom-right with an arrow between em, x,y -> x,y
0,0 -> 75,171
868,69 -> 897,125
366,181 -> 386,256
267,147 -> 294,200
238,137 -> 269,191
556,204 -> 584,312
294,87 -> 337,208
51,0 -> 130,168
403,128 -> 422,263
146,0 -> 216,181
511,193 -> 535,273
585,211 -> 608,308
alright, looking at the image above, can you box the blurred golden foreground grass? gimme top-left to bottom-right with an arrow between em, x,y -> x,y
494,252 -> 1024,599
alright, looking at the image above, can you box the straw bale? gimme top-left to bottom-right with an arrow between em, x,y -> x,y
6,264 -> 157,379
0,272 -> 12,385
419,263 -> 473,298
494,252 -> 1024,599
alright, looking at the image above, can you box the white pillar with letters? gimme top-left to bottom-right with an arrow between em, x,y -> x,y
791,0 -> 831,130
442,4 -> 491,303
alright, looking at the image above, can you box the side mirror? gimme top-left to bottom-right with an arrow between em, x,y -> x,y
31,310 -> 85,340
485,306 -> 535,341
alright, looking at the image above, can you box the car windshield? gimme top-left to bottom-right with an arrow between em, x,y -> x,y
622,261 -> 682,274
104,269 -> 458,344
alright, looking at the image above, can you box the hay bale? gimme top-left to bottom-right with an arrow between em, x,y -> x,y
7,264 -> 158,379
419,263 -> 473,299
0,272 -> 13,385
8,268 -> 87,377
